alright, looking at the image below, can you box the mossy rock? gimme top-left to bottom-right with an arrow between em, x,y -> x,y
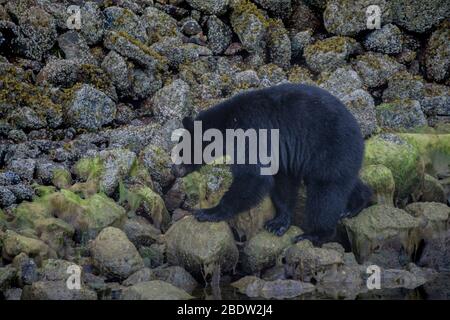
364,134 -> 424,202
242,226 -> 303,274
51,168 -> 72,189
2,230 -> 55,263
405,202 -> 450,240
399,134 -> 450,177
343,205 -> 420,265
421,174 -> 446,203
360,164 -> 395,206
132,186 -> 170,232
0,209 -> 8,229
164,216 -> 238,276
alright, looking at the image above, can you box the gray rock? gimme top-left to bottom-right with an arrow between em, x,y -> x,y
290,30 -> 313,59
10,5 -> 58,60
186,0 -> 229,15
0,171 -> 21,186
151,79 -> 192,124
123,217 -> 161,248
0,186 -> 16,207
324,0 -> 392,36
267,20 -> 291,69
255,0 -> 292,18
257,63 -> 287,87
141,6 -> 179,41
207,16 -> 233,55
104,31 -> 165,70
7,158 -> 36,181
425,25 -> 450,82
382,71 -> 425,102
7,183 -> 33,202
22,281 -> 97,300
128,67 -> 162,100
364,24 -> 403,54
304,36 -> 359,73
8,107 -> 46,130
36,59 -> 79,87
391,0 -> 450,33
121,280 -> 193,300
7,129 -> 27,143
376,100 -> 427,130
90,227 -> 144,280
287,2 -> 320,32
101,51 -> 132,95
66,84 -> 116,131
104,6 -> 147,43
80,2 -> 104,45
152,266 -> 198,294
421,83 -> 450,116
58,31 -> 96,65
352,52 -> 405,88
181,18 -> 202,36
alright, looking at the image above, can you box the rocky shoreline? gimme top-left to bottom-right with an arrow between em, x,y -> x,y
0,0 -> 449,300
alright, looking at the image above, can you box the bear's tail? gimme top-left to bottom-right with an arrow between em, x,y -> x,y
343,178 -> 373,219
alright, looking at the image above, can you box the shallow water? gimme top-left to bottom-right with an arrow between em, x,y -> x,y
192,272 -> 450,300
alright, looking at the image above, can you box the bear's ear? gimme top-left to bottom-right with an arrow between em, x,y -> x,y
182,116 -> 194,131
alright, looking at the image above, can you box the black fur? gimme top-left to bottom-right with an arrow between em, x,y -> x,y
173,83 -> 372,245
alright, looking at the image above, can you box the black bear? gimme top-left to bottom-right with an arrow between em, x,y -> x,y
172,83 -> 372,245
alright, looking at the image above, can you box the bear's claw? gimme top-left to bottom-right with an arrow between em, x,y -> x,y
264,218 -> 289,236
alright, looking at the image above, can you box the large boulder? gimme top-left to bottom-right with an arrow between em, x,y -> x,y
363,24 -> 403,55
376,100 -> 427,131
90,227 -> 144,280
2,230 -> 55,263
22,281 -> 97,300
164,216 -> 238,275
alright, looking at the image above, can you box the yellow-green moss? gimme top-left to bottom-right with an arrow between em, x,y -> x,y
360,164 -> 395,206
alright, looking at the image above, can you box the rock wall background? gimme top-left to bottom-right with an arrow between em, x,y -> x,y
0,0 -> 449,300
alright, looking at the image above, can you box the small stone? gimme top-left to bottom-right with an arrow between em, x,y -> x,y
206,16 -> 233,55
363,24 -> 403,54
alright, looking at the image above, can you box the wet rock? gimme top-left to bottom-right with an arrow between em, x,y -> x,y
123,217 -> 161,248
122,268 -> 155,286
151,79 -> 192,124
139,243 -> 166,269
405,202 -> 450,240
381,263 -> 436,290
152,266 -> 198,294
22,281 -> 97,300
382,71 -> 425,102
186,0 -> 229,15
242,227 -> 302,274
304,36 -> 359,73
165,216 -> 238,275
12,253 -> 38,286
58,31 -> 95,65
343,205 -> 420,267
90,227 -> 144,280
390,0 -> 450,33
2,230 -> 55,263
121,280 -> 193,300
206,16 -> 233,55
39,259 -> 79,282
364,134 -> 423,201
360,165 -> 395,206
231,276 -> 315,299
323,0 -> 392,36
376,100 -> 427,130
104,6 -> 147,43
352,52 -> 405,88
425,24 -> 450,82
363,24 -> 403,55
417,229 -> 450,270
421,174 -> 447,203
285,241 -> 345,282
65,84 -> 116,131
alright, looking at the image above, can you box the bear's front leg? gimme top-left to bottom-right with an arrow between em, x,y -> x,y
194,173 -> 274,223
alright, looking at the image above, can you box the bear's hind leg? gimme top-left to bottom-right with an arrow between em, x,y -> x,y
265,174 -> 300,236
195,173 -> 274,222
294,181 -> 352,245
